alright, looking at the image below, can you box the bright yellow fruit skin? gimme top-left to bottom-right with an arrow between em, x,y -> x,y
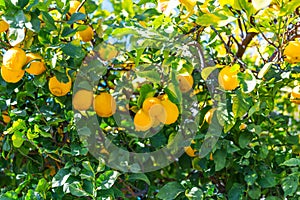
290,86 -> 300,104
283,41 -> 300,64
48,75 -> 72,97
178,74 -> 194,93
134,109 -> 153,131
160,100 -> 179,125
25,53 -> 46,75
218,66 -> 239,91
93,93 -> 116,117
1,66 -> 25,83
204,108 -> 216,124
0,20 -> 9,33
73,89 -> 94,111
184,146 -> 196,157
75,26 -> 93,42
3,47 -> 27,71
69,0 -> 86,14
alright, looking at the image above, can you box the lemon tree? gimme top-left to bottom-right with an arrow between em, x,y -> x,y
0,0 -> 299,199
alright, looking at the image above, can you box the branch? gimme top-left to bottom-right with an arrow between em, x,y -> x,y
236,32 -> 258,59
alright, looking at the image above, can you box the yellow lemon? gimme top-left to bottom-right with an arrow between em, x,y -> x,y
160,100 -> 179,125
48,75 -> 72,96
3,47 -> 27,71
25,53 -> 46,75
2,111 -> 10,124
184,146 -> 196,157
69,0 -> 86,14
290,86 -> 300,104
93,92 -> 116,117
204,108 -> 216,124
177,74 -> 194,93
283,41 -> 300,64
75,26 -> 93,42
1,66 -> 25,83
134,109 -> 153,131
0,20 -> 9,33
218,66 -> 239,90
72,89 -> 94,111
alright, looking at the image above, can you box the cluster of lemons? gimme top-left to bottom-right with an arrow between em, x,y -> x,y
1,47 -> 46,83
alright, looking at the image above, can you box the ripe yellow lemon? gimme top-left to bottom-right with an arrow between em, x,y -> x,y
0,20 -> 9,33
218,66 -> 239,90
25,53 -> 46,75
160,100 -> 179,125
69,0 -> 85,14
1,66 -> 25,83
184,146 -> 196,157
93,92 -> 116,117
48,75 -> 72,97
3,47 -> 27,71
177,74 -> 194,93
75,26 -> 93,42
98,44 -> 119,61
283,41 -> 300,64
143,97 -> 166,125
73,89 -> 94,111
134,109 -> 153,131
290,86 -> 300,104
204,108 -> 216,124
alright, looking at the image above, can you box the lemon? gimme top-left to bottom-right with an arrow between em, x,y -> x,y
177,74 -> 194,93
75,26 -> 93,42
25,53 -> 46,75
160,100 -> 179,125
93,92 -> 116,117
0,20 -> 9,33
283,41 -> 300,64
184,146 -> 196,157
1,66 -> 25,83
69,0 -> 85,14
204,108 -> 216,124
3,47 -> 27,71
290,86 -> 300,104
218,66 -> 239,90
73,89 -> 94,111
134,109 -> 153,131
48,75 -> 72,96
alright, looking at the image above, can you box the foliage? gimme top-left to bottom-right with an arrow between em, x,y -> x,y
0,0 -> 300,199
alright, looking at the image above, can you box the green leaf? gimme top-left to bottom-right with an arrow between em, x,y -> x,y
252,0 -> 272,10
258,171 -> 277,188
156,182 -> 185,200
61,41 -> 85,58
41,11 -> 56,31
96,170 -> 120,190
61,26 -> 76,37
213,149 -> 226,171
239,69 -> 256,93
12,131 -> 25,148
8,27 -> 25,46
248,186 -> 261,199
280,158 -> 300,167
111,27 -> 138,38
228,183 -> 244,200
238,132 -> 252,149
232,93 -> 250,118
201,66 -> 219,81
69,181 -> 91,197
281,173 -> 298,197
136,70 -> 161,84
258,62 -> 273,79
128,173 -> 150,185
137,84 -> 156,108
185,187 -> 203,200
68,13 -> 86,24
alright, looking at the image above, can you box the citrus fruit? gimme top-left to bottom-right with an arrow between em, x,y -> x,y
97,44 -> 119,61
283,41 -> 300,64
3,47 -> 27,71
93,92 -> 116,117
75,26 -> 93,42
290,86 -> 300,104
1,66 -> 25,83
239,123 -> 247,130
69,0 -> 85,14
0,20 -> 9,33
142,97 -> 166,121
160,100 -> 179,125
204,108 -> 216,124
72,89 -> 94,111
177,74 -> 194,93
218,66 -> 239,90
48,75 -> 72,97
25,53 -> 46,75
184,146 -> 196,157
134,109 -> 153,131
